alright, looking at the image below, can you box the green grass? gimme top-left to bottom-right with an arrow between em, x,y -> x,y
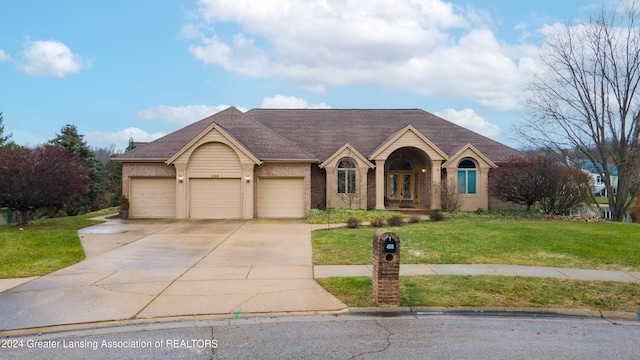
308,208 -> 406,224
317,276 -> 640,312
313,214 -> 640,270
0,208 -> 113,278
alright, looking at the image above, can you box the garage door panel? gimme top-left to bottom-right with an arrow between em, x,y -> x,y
258,178 -> 305,218
190,178 -> 241,219
130,178 -> 176,218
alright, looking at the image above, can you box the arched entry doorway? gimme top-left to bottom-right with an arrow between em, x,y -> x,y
387,158 -> 414,201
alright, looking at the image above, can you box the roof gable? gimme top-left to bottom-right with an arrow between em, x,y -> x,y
368,125 -> 448,161
319,143 -> 375,169
443,143 -> 497,168
166,122 -> 261,165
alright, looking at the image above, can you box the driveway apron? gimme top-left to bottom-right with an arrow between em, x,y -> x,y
0,219 -> 346,331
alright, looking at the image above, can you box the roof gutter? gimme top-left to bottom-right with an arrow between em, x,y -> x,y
110,158 -> 169,163
260,158 -> 320,164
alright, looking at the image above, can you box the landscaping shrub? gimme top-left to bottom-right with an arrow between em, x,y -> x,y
370,217 -> 385,227
429,211 -> 444,221
386,216 -> 403,226
408,215 -> 421,224
346,217 -> 361,228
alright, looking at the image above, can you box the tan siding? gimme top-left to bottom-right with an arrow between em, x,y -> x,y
189,178 -> 242,219
130,178 -> 176,218
188,142 -> 242,178
258,178 -> 305,218
375,131 -> 444,161
173,130 -> 256,165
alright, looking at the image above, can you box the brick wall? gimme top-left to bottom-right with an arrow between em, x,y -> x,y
311,164 -> 327,210
122,162 -> 176,197
367,169 -> 376,210
253,163 -> 312,217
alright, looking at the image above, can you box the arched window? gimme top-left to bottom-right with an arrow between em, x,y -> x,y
337,158 -> 357,194
389,158 -> 413,171
457,159 -> 476,195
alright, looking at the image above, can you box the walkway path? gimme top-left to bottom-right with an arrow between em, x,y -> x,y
4,263 -> 639,296
314,264 -> 640,282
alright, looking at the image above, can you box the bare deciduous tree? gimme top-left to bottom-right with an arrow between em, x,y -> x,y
520,2 -> 640,221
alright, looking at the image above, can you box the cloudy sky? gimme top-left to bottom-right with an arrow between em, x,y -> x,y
0,0 -> 600,150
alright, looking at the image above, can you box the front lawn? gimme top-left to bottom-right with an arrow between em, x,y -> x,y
0,209 -> 112,278
308,208 -> 406,224
312,214 -> 640,270
317,276 -> 640,312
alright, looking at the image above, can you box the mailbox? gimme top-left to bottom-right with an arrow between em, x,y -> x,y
372,229 -> 400,306
383,234 -> 397,253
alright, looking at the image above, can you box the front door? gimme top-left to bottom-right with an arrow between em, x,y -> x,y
388,172 -> 413,201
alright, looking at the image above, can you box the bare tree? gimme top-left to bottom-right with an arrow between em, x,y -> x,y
520,2 -> 640,221
490,156 -> 551,211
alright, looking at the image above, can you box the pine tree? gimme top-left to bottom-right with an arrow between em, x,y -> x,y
48,125 -> 109,214
0,112 -> 14,148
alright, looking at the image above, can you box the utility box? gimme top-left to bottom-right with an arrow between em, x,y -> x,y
372,229 -> 400,306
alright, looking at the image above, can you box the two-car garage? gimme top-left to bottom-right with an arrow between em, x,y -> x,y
189,178 -> 242,219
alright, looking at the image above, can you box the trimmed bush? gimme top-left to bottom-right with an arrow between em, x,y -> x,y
370,217 -> 385,227
429,211 -> 444,221
346,217 -> 361,228
408,215 -> 421,224
386,216 -> 403,227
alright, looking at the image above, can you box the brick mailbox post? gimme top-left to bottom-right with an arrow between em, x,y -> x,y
372,229 -> 400,306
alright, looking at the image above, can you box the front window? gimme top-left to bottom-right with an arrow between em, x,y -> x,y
457,159 -> 477,195
337,158 -> 357,194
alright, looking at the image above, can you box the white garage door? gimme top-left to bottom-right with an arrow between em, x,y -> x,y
258,178 -> 305,218
130,178 -> 176,218
190,178 -> 242,219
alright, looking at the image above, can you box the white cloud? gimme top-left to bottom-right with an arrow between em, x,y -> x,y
261,95 -> 330,109
18,40 -> 91,77
136,104 -> 247,125
435,108 -> 501,138
0,49 -> 10,62
185,0 -> 533,110
84,127 -> 166,148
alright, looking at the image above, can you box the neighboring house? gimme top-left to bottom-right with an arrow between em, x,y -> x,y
575,160 -> 619,197
113,108 -> 520,219
0,208 -> 17,225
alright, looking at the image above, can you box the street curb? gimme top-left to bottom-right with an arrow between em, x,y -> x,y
348,306 -> 640,322
2,306 -> 637,337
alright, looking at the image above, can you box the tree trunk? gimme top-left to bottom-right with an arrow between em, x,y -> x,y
19,210 -> 29,226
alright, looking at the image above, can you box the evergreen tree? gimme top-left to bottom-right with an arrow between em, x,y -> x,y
0,112 -> 14,148
108,137 -> 137,206
48,125 -> 109,214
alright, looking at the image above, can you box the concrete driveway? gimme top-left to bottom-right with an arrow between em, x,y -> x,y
0,219 -> 346,331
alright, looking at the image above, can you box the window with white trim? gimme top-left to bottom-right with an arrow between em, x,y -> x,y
337,158 -> 357,194
457,159 -> 477,195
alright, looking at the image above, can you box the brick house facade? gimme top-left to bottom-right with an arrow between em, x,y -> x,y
114,107 -> 520,219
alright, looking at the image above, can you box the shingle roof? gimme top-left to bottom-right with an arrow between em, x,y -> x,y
117,107 -> 520,163
247,108 -> 520,162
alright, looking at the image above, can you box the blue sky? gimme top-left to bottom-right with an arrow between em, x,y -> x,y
0,0 -> 602,150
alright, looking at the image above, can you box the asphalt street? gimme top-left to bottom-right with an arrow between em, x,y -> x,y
2,312 -> 638,359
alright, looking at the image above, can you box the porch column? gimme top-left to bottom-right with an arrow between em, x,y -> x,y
431,161 -> 441,209
174,162 -> 187,219
375,160 -> 385,210
242,164 -> 254,219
